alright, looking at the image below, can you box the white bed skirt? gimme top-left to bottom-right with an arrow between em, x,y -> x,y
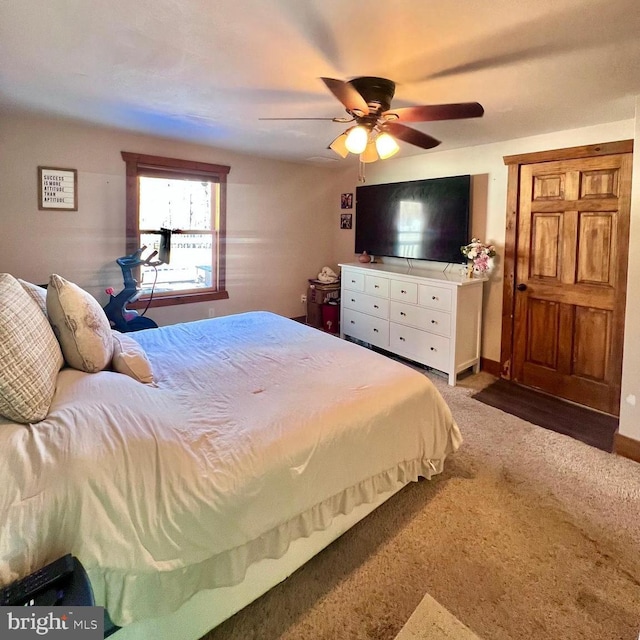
113,479 -> 408,640
0,312 -> 460,632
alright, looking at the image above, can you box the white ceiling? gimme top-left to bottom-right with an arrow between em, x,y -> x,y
1,0 -> 639,165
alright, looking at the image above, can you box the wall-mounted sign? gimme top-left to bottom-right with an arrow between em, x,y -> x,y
38,166 -> 78,211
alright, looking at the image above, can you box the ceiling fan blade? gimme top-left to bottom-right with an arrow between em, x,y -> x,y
383,102 -> 484,123
383,122 -> 441,150
258,117 -> 338,120
320,77 -> 369,116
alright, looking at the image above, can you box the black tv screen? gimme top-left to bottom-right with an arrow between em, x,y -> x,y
355,175 -> 471,263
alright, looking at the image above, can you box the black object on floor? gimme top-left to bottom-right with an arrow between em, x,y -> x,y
472,378 -> 618,452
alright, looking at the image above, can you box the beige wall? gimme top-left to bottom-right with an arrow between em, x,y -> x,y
331,168 -> 360,264
0,112 -> 341,324
3,110 -> 639,441
619,98 -> 640,441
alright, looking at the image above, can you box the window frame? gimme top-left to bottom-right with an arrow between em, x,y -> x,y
121,151 -> 230,308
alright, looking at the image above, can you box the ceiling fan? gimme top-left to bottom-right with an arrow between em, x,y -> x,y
261,76 -> 484,163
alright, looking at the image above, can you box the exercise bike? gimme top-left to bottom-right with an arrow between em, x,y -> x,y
103,246 -> 163,332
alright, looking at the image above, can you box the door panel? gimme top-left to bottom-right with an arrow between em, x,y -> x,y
526,299 -> 559,368
573,306 -> 610,381
531,213 -> 562,279
576,212 -> 615,284
533,173 -> 565,200
512,153 -> 631,415
580,169 -> 618,199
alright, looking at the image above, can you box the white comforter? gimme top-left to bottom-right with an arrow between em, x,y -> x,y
0,312 -> 461,625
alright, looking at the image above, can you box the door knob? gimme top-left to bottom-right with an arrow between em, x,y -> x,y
516,283 -> 527,291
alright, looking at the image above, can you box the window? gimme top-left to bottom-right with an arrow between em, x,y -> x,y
121,152 -> 230,308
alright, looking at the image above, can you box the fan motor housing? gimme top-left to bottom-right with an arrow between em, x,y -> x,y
349,77 -> 396,113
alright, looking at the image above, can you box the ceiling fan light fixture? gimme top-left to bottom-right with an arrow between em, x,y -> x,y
345,125 -> 369,154
375,132 -> 400,159
329,132 -> 349,158
360,141 -> 379,163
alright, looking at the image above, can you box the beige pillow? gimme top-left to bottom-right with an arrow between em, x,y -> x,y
111,331 -> 155,384
47,274 -> 113,373
0,273 -> 64,423
18,279 -> 48,316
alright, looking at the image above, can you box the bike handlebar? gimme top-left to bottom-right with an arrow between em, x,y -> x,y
116,246 -> 164,268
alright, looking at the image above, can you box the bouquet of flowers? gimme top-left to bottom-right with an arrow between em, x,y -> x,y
461,238 -> 496,273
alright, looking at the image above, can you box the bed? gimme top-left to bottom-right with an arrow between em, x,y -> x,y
0,304 -> 461,639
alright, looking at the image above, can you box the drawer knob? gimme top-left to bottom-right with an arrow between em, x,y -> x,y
351,298 -> 355,302
351,280 -> 356,284
400,311 -> 406,316
401,289 -> 406,294
373,328 -> 379,333
430,347 -> 436,351
431,319 -> 436,324
399,336 -> 405,341
374,284 -> 379,288
374,304 -> 379,309
350,320 -> 355,324
432,296 -> 437,300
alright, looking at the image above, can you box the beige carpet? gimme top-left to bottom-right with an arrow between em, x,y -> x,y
204,370 -> 640,640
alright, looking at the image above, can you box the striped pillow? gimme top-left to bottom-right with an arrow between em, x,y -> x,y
18,279 -> 48,316
0,273 -> 64,423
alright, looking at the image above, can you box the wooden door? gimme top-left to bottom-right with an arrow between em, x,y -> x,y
511,152 -> 631,415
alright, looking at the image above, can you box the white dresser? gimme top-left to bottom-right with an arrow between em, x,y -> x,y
339,262 -> 484,386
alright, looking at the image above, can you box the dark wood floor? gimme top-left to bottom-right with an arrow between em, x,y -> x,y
472,378 -> 618,452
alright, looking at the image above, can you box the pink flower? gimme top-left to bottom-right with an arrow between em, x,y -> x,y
105,287 -> 115,296
474,254 -> 490,272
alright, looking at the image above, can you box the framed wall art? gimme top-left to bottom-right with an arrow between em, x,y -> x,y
340,213 -> 353,229
38,166 -> 78,211
341,193 -> 353,209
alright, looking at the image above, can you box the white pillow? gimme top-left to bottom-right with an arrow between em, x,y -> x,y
18,279 -> 48,316
111,331 -> 155,384
0,273 -> 64,423
47,274 -> 114,373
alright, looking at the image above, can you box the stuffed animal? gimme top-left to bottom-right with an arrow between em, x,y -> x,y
317,266 -> 339,283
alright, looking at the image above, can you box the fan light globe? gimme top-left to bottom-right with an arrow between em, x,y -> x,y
345,126 -> 369,154
329,133 -> 349,158
375,132 -> 400,159
360,141 -> 379,163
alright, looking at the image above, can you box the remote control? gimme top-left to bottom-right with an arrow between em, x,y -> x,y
0,554 -> 74,606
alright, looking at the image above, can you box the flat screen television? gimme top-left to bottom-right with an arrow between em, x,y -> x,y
355,175 -> 471,264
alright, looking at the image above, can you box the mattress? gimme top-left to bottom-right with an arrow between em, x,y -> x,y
0,311 -> 461,626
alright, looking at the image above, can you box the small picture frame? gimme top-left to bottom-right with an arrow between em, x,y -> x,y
38,166 -> 78,211
341,193 -> 353,209
340,213 -> 353,229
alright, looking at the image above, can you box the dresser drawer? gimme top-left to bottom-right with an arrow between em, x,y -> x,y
343,270 -> 365,292
364,275 -> 389,298
342,308 -> 389,349
389,323 -> 450,372
390,279 -> 418,304
418,284 -> 452,311
390,301 -> 452,337
343,291 -> 389,319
